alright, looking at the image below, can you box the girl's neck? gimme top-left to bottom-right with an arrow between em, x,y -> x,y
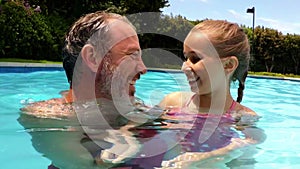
192,92 -> 235,114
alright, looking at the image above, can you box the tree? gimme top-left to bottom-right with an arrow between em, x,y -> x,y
284,34 -> 300,74
0,0 -> 170,60
0,1 -> 56,59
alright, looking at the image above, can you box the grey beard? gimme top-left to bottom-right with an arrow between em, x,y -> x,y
95,56 -> 117,99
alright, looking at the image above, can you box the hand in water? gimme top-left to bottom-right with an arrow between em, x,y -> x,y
123,97 -> 164,124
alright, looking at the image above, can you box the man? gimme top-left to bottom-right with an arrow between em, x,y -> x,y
19,11 -> 149,169
21,11 -> 147,120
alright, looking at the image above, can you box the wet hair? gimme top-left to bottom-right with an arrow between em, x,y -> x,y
193,20 -> 250,102
62,11 -> 128,87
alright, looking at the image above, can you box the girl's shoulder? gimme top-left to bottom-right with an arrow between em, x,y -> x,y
233,103 -> 260,125
158,91 -> 194,109
236,103 -> 257,116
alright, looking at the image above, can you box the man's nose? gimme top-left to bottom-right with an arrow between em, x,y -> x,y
137,60 -> 147,74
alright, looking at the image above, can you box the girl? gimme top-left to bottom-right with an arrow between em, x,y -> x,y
159,19 -> 257,120
158,20 -> 264,168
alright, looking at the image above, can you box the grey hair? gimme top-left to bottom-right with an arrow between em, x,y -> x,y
62,11 -> 134,86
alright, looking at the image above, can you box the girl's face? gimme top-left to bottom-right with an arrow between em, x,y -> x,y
182,31 -> 227,95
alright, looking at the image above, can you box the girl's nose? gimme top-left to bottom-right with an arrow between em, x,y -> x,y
181,61 -> 191,71
182,62 -> 196,80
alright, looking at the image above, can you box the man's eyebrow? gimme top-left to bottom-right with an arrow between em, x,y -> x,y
126,47 -> 140,52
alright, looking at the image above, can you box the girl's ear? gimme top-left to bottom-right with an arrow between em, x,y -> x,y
223,56 -> 239,74
81,44 -> 100,72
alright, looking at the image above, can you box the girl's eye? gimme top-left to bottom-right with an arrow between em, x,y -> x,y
185,53 -> 201,64
189,55 -> 201,64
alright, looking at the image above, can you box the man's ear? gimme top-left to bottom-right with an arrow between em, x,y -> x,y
81,44 -> 99,72
223,56 -> 239,74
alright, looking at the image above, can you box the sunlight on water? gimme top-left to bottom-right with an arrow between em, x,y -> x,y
0,70 -> 299,168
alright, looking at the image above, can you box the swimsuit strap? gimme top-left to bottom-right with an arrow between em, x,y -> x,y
185,95 -> 237,111
185,94 -> 197,107
226,100 -> 237,114
183,94 -> 237,115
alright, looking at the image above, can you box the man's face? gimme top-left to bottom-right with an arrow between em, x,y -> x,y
93,35 -> 146,126
109,35 -> 146,97
95,20 -> 146,100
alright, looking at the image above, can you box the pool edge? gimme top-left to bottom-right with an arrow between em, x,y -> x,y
1,62 -> 300,82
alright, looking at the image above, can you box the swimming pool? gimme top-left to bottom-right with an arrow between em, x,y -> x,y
0,69 -> 299,168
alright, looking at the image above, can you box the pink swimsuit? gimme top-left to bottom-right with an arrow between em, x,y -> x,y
107,96 -> 239,169
166,94 -> 237,118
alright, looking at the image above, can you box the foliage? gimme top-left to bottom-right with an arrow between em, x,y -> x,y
0,0 -> 169,61
139,14 -> 194,62
26,0 -> 169,23
0,1 -> 57,60
248,71 -> 300,78
1,0 -> 300,76
248,26 -> 300,75
0,57 -> 61,63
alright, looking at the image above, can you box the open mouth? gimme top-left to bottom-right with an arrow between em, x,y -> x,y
188,76 -> 200,84
183,67 -> 200,84
185,69 -> 200,84
129,80 -> 136,85
129,75 -> 139,86
128,74 -> 141,96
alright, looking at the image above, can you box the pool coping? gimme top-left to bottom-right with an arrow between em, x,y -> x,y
1,62 -> 300,82
0,62 -> 62,67
145,68 -> 300,81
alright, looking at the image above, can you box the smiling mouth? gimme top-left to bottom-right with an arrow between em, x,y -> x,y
128,74 -> 141,96
129,73 -> 140,85
183,67 -> 200,84
188,76 -> 200,84
129,80 -> 136,85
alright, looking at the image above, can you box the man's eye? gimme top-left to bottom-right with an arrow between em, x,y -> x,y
126,50 -> 141,60
132,50 -> 141,57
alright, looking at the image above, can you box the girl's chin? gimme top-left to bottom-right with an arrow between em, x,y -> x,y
189,82 -> 199,93
191,88 -> 199,94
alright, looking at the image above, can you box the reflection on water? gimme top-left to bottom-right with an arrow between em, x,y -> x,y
3,71 -> 298,168
18,98 -> 264,169
17,113 -> 96,169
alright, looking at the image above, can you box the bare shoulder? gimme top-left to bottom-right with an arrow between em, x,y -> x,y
20,98 -> 75,119
241,106 -> 257,116
158,91 -> 194,109
234,102 -> 257,116
233,103 -> 260,125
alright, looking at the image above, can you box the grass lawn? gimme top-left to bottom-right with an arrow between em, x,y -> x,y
1,58 -> 299,78
248,71 -> 300,78
0,58 -> 62,64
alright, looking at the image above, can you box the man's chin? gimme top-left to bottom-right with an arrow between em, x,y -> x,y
129,92 -> 135,97
129,95 -> 136,104
129,84 -> 136,95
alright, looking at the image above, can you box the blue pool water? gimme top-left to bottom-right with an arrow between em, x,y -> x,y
0,69 -> 300,168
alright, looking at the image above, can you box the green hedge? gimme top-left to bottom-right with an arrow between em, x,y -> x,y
0,1 -> 63,61
248,71 -> 300,78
